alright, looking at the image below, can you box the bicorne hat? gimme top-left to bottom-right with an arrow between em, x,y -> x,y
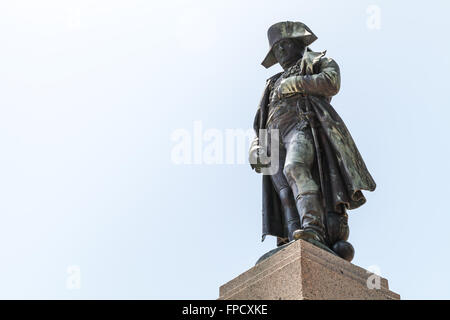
261,21 -> 317,68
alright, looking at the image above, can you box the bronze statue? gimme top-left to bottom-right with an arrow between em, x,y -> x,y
249,21 -> 376,262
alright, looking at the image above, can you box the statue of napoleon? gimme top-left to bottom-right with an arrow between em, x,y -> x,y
249,21 -> 376,262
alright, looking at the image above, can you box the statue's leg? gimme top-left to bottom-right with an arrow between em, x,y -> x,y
279,187 -> 301,242
282,125 -> 327,245
327,204 -> 350,244
328,204 -> 355,261
269,143 -> 301,243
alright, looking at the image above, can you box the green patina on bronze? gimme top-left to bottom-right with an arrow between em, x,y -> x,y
250,21 -> 376,263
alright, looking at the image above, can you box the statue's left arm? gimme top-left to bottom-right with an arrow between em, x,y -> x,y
279,57 -> 341,97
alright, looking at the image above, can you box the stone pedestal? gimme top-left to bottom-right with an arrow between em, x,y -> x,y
219,240 -> 400,300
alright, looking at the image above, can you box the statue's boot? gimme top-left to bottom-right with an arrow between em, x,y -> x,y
327,210 -> 355,261
279,188 -> 301,242
292,192 -> 336,255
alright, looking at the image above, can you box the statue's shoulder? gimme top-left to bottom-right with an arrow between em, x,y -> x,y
265,72 -> 283,90
302,48 -> 339,73
266,72 -> 283,83
302,48 -> 328,66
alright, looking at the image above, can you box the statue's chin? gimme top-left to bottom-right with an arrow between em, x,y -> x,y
280,58 -> 300,70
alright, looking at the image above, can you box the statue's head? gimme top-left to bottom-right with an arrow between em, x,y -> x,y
272,38 -> 305,70
261,21 -> 317,69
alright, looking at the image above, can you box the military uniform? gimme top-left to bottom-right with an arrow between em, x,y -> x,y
250,22 -> 376,261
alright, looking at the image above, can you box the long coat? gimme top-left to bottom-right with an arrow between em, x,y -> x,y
253,48 -> 376,242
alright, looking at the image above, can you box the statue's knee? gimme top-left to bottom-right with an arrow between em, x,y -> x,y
283,162 -> 318,195
283,161 -> 307,180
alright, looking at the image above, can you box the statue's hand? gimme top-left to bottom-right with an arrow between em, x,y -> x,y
278,76 -> 302,96
249,137 -> 269,174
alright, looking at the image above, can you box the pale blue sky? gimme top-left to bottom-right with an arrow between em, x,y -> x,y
0,0 -> 449,299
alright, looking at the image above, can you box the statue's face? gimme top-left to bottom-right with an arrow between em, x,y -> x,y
272,38 -> 305,70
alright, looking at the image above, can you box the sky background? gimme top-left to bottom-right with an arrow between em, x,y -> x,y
0,0 -> 449,299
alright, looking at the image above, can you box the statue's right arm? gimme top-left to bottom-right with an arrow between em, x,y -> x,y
249,135 -> 262,173
249,80 -> 273,173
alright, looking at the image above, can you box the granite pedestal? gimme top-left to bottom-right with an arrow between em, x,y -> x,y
219,240 -> 400,300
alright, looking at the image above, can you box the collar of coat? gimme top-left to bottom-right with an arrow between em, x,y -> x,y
266,47 -> 327,84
